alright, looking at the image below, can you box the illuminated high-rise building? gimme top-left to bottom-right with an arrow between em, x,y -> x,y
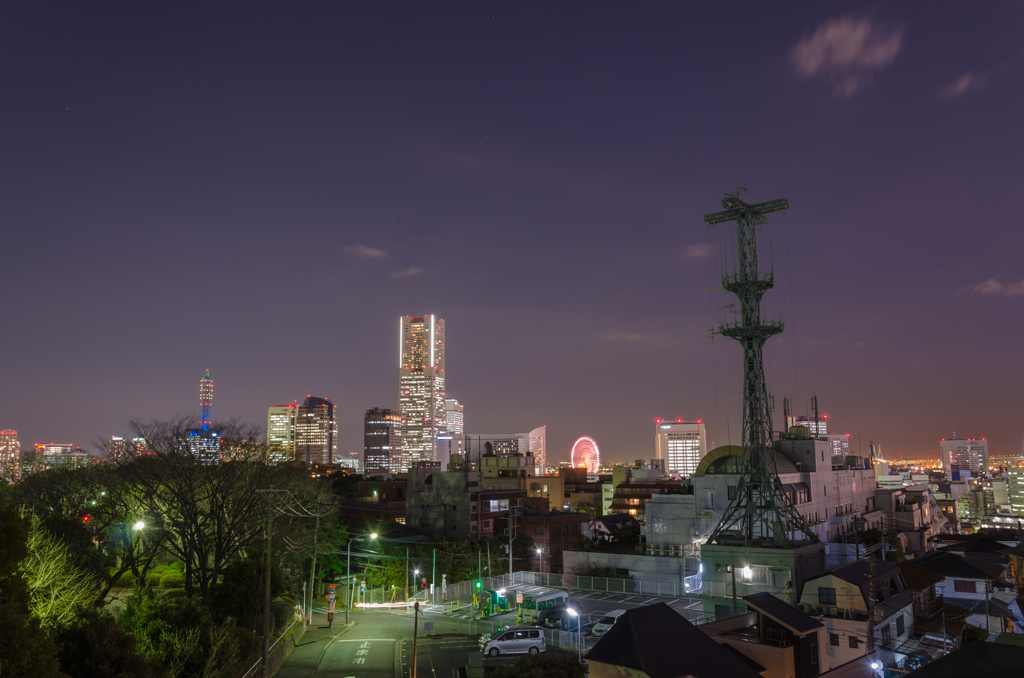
364,408 -> 402,475
445,399 -> 464,435
398,314 -> 445,469
941,437 -> 989,475
109,436 -> 128,464
0,429 -> 19,481
130,437 -> 148,457
295,396 -> 337,465
529,426 -> 547,472
654,420 -> 707,477
267,404 -> 298,463
199,369 -> 214,431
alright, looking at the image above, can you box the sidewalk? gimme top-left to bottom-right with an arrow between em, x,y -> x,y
274,611 -> 354,678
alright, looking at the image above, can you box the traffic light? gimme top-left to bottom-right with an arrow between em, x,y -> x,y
475,579 -> 482,591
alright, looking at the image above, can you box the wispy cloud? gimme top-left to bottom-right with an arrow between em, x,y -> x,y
790,16 -> 903,97
392,266 -> 424,279
682,243 -> 712,260
343,244 -> 390,261
959,278 -> 1024,296
941,72 -> 987,99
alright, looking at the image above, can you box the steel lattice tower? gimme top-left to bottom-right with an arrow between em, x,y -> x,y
703,190 -> 818,548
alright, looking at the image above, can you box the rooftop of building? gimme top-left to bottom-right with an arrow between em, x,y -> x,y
906,634 -> 1024,678
743,592 -> 823,635
584,602 -> 763,678
912,550 -> 1006,580
897,560 -> 945,591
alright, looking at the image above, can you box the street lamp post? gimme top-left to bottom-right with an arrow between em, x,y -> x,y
567,608 -> 582,663
536,548 -> 543,577
346,532 -> 377,624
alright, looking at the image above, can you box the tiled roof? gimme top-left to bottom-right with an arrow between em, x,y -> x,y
743,592 -> 823,635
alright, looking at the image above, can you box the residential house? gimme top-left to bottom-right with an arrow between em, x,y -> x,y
701,592 -> 827,678
585,602 -> 763,678
911,550 -> 1014,633
796,559 -> 915,668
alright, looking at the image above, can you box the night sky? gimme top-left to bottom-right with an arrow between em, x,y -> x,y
2,3 -> 1022,463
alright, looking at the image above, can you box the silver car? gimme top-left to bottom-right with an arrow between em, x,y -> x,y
480,626 -> 546,657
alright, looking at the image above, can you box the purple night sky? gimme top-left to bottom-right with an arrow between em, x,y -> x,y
2,3 -> 1022,463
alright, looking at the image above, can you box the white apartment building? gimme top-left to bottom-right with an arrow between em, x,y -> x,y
940,437 -> 989,475
654,420 -> 706,477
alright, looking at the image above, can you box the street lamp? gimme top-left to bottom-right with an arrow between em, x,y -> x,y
567,608 -> 582,663
346,532 -> 378,624
133,521 -> 145,531
536,548 -> 543,576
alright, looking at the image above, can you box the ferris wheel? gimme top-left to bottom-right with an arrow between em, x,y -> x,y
571,436 -> 600,473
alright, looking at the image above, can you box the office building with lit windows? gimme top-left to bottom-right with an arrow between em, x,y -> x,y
364,408 -> 402,475
786,414 -> 827,438
199,369 -> 214,431
940,437 -> 989,475
130,437 -> 147,457
0,429 -> 19,481
828,434 -> 851,458
296,396 -> 338,465
654,420 -> 706,477
445,399 -> 464,435
267,404 -> 298,463
109,436 -> 128,464
398,314 -> 445,469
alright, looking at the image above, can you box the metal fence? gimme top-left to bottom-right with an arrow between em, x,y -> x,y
240,614 -> 303,678
497,571 -> 707,601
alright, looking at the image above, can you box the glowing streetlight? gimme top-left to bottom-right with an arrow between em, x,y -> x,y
567,608 -> 583,662
133,521 -> 145,530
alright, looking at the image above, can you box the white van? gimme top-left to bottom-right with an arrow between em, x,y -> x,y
591,609 -> 626,635
480,626 -> 547,657
526,590 -> 570,625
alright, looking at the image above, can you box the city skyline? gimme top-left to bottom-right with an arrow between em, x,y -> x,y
1,4 -> 1022,463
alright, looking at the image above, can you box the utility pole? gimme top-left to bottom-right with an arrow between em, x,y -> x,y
412,602 -> 420,678
307,513 -> 321,624
730,565 -> 738,617
508,505 -> 514,579
431,548 -> 436,604
986,579 -> 991,636
487,541 -> 491,582
867,557 -> 876,656
263,508 -> 272,676
405,547 -> 409,602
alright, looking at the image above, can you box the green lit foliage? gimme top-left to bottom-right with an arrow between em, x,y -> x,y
361,536 -> 536,591
489,651 -> 586,678
120,589 -> 244,678
19,511 -> 100,630
0,506 -> 66,678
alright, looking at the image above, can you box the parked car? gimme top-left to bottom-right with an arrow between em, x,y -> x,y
591,609 -> 626,635
479,626 -> 547,657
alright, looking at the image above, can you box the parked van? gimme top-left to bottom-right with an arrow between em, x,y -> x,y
526,590 -> 569,624
591,609 -> 626,635
480,627 -> 547,657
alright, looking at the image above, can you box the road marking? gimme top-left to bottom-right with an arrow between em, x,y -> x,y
619,596 -> 636,602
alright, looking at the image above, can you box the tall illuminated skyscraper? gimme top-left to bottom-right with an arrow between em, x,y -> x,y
295,396 -> 337,465
109,436 -> 128,464
364,408 -> 402,475
445,399 -> 464,435
267,404 -> 298,463
199,369 -> 214,431
654,420 -> 707,477
398,314 -> 445,469
130,437 -> 148,457
0,429 -> 19,481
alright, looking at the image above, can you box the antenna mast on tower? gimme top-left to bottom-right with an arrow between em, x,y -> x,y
704,190 -> 818,548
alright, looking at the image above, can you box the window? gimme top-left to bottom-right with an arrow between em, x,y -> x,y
880,624 -> 891,648
896,615 -> 905,636
563,525 -> 569,535
954,580 -> 977,593
819,587 -> 837,605
830,633 -> 839,646
849,637 -> 859,649
535,527 -> 544,535
728,485 -> 737,500
515,631 -> 529,639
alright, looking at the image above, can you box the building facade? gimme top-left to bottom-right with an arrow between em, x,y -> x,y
364,407 -> 402,475
199,369 -> 214,431
295,396 -> 338,465
398,314 -> 446,469
654,420 -> 706,477
267,404 -> 298,462
940,438 -> 989,475
0,429 -> 19,481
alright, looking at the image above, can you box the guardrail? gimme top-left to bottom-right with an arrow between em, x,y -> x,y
240,615 -> 303,678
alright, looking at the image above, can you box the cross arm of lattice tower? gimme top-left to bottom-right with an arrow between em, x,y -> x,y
703,196 -> 789,226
